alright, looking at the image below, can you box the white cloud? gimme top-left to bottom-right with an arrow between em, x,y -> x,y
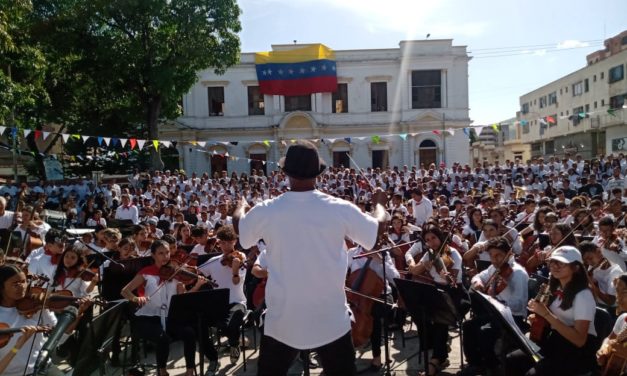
533,49 -> 547,56
556,40 -> 589,49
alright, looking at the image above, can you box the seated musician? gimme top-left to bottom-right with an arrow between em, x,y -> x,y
463,219 -> 500,269
461,208 -> 484,248
197,225 -> 247,374
408,225 -> 467,376
100,228 -> 122,254
482,207 -> 523,255
580,241 -> 622,313
190,226 -> 212,256
132,224 -> 151,258
507,246 -> 598,376
121,239 -> 205,376
597,273 -> 627,370
461,237 -> 529,375
594,216 -> 627,272
0,265 -> 57,376
27,229 -> 66,281
515,198 -> 537,224
527,223 -> 579,277
346,239 -> 400,372
52,245 -> 98,298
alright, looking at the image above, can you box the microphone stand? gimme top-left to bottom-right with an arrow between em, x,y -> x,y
352,236 -> 396,376
77,239 -> 125,268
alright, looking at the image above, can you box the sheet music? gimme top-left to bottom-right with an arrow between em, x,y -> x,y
478,291 -> 542,361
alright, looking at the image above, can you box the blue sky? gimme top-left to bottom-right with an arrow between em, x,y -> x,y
237,0 -> 625,125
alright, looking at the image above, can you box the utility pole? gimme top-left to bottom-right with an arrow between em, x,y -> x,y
442,112 -> 447,165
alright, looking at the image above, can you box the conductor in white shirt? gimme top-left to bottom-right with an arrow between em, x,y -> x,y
234,140 -> 389,376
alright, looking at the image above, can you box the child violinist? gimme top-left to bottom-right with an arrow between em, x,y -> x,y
597,273 -> 627,370
52,245 -> 98,298
0,265 -> 56,376
461,237 -> 529,376
507,246 -> 598,376
580,241 -> 622,313
408,225 -> 467,376
121,239 -> 206,376
197,225 -> 247,374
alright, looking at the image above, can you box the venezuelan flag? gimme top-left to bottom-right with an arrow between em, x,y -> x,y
255,44 -> 337,96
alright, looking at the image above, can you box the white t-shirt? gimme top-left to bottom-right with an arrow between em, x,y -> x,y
0,306 -> 56,376
471,260 -> 529,317
239,190 -> 378,349
592,263 -> 623,305
612,312 -> 627,336
135,265 -> 178,328
0,211 -> 15,229
198,253 -> 247,305
549,289 -> 597,336
419,248 -> 463,285
115,205 -> 139,224
27,252 -> 58,282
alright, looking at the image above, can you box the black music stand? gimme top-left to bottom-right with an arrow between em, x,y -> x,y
394,278 -> 459,373
469,290 -> 541,370
167,288 -> 230,375
515,223 -> 528,232
101,256 -> 153,301
73,300 -> 128,375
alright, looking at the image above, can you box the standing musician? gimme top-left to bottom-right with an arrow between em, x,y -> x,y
408,225 -> 467,376
346,242 -> 400,372
120,240 -> 206,376
197,225 -> 247,374
595,216 -> 627,272
461,237 -> 529,376
234,140 -> 386,376
507,246 -> 598,376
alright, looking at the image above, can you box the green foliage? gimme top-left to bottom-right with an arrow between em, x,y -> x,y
30,0 -> 242,169
0,0 -> 242,175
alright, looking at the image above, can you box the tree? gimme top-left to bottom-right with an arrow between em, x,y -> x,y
32,0 -> 242,170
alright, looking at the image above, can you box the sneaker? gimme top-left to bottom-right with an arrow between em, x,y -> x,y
204,359 -> 218,376
229,347 -> 240,365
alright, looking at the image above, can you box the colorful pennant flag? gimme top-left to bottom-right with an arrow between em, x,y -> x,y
129,138 -> 137,149
152,140 -> 159,150
137,140 -> 146,150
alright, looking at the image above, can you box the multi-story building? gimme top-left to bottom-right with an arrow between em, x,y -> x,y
161,40 -> 471,175
509,30 -> 627,160
470,117 -> 518,165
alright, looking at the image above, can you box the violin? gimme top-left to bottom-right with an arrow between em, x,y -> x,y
66,267 -> 99,282
485,252 -> 514,297
220,251 -> 246,269
529,283 -> 551,343
15,287 -> 85,317
0,323 -> 51,348
158,264 -> 216,287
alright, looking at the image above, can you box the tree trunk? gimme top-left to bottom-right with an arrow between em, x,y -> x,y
147,96 -> 164,171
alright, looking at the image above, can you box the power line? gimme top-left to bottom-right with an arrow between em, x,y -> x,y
471,44 -> 603,59
469,39 -> 602,52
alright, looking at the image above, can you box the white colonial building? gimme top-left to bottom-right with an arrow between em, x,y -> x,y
162,39 -> 471,176
510,30 -> 627,160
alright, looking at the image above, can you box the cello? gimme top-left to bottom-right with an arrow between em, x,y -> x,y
345,242 -> 386,348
